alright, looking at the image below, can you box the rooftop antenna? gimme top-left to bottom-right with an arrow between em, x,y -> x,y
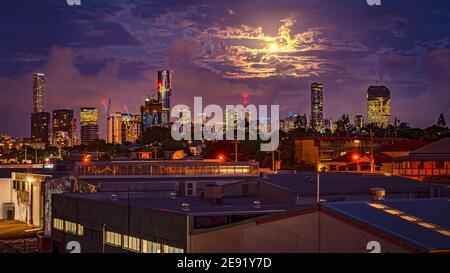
375,73 -> 381,86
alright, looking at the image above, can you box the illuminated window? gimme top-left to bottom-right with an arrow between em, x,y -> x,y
65,221 -> 77,234
418,222 -> 435,229
142,240 -> 161,253
53,218 -> 64,231
77,224 -> 84,236
437,230 -> 450,236
162,244 -> 184,253
367,203 -> 387,209
106,231 -> 122,247
384,209 -> 401,215
123,235 -> 140,252
400,215 -> 418,222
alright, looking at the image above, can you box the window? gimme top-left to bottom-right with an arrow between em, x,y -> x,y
123,235 -> 140,252
142,240 -> 161,253
106,231 -> 122,247
162,244 -> 184,253
65,221 -> 77,234
53,218 -> 64,231
77,224 -> 84,236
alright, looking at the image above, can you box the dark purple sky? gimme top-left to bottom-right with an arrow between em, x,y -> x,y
1,0 -> 449,138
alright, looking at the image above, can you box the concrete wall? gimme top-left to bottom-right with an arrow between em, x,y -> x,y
319,211 -> 413,253
190,209 -> 415,253
0,178 -> 12,219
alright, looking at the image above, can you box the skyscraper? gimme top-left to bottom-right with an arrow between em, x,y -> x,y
367,86 -> 391,128
32,73 -> 45,113
140,95 -> 162,133
121,114 -> 141,144
107,112 -> 122,144
311,82 -> 324,131
31,112 -> 50,143
80,107 -> 99,145
31,73 -> 50,143
157,70 -> 172,125
52,109 -> 74,147
354,115 -> 364,131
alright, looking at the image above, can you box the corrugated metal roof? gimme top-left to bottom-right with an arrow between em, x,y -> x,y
323,198 -> 450,251
263,172 -> 436,196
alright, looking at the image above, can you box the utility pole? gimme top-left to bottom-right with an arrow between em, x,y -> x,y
35,149 -> 38,164
370,129 -> 374,173
24,146 -> 27,162
234,138 -> 238,162
316,172 -> 320,203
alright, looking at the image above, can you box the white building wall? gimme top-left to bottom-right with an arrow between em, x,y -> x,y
0,178 -> 13,219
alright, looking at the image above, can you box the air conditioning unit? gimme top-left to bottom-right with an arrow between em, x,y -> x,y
182,182 -> 197,196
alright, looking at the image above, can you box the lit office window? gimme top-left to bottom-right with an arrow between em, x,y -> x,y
65,221 -> 77,234
106,231 -> 122,247
77,224 -> 84,236
162,244 -> 184,253
123,235 -> 140,252
142,240 -> 161,253
53,218 -> 64,231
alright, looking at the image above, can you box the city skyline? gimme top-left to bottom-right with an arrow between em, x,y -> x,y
1,0 -> 450,138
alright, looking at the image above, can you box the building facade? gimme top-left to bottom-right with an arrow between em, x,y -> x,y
367,85 -> 391,128
31,112 -> 50,143
107,112 -> 122,144
80,107 -> 99,145
354,115 -> 364,131
141,95 -> 163,133
121,114 -> 141,144
52,109 -> 74,147
310,83 -> 324,132
158,70 -> 172,126
32,73 -> 45,113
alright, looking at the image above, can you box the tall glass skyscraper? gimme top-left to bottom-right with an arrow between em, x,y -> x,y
31,73 -> 50,143
32,73 -> 45,113
80,107 -> 99,145
157,70 -> 172,125
311,82 -> 324,131
367,86 -> 391,128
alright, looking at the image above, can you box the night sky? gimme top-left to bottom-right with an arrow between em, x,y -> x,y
1,0 -> 450,138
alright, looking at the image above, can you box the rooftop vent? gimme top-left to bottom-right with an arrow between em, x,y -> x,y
253,200 -> 261,209
170,192 -> 177,199
370,188 -> 385,201
181,203 -> 190,212
111,194 -> 118,201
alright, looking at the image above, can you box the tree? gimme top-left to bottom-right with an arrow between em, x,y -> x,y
437,113 -> 447,129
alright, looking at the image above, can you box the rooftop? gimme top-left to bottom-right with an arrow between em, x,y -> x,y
322,198 -> 450,251
262,172 -> 438,196
61,192 -> 299,215
410,138 -> 450,154
379,140 -> 428,152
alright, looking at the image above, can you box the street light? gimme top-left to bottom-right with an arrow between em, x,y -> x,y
352,153 -> 361,172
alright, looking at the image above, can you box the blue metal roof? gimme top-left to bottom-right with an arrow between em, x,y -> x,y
323,198 -> 450,251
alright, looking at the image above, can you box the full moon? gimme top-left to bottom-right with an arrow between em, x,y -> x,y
269,43 -> 279,52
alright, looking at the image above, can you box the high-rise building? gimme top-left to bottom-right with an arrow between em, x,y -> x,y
52,109 -> 74,147
354,115 -> 364,131
140,95 -> 163,133
367,86 -> 391,128
32,73 -> 45,113
157,70 -> 172,125
311,82 -> 324,131
31,112 -> 50,143
121,114 -> 141,144
80,107 -> 99,145
107,112 -> 122,144
31,73 -> 50,143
